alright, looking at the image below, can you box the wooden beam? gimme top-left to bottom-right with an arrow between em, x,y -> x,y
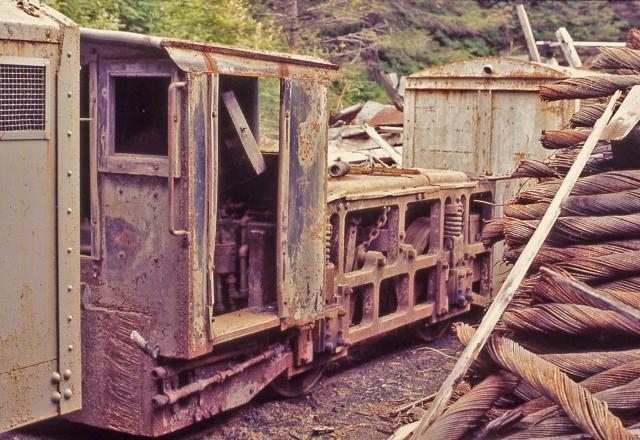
515,4 -> 541,63
363,124 -> 402,164
221,90 -> 266,175
536,41 -> 626,48
539,267 -> 640,324
407,91 -> 621,440
556,27 -> 582,68
602,85 -> 640,141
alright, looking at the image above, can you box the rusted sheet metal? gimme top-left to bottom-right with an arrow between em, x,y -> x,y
404,57 -> 579,292
185,73 -> 211,357
55,15 -> 82,417
0,4 -> 81,432
162,39 -> 338,71
277,78 -> 328,325
327,169 -> 475,203
0,2 -> 60,43
164,45 -> 337,81
406,57 -> 582,91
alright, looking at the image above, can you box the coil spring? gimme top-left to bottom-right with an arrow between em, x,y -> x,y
444,200 -> 464,238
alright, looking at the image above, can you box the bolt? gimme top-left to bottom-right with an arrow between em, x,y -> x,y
67,208 -> 72,214
68,345 -> 74,351
67,284 -> 73,292
67,248 -> 72,254
51,372 -> 61,383
63,388 -> 73,399
67,91 -> 72,97
67,131 -> 72,137
67,315 -> 73,322
67,170 -> 72,176
67,51 -> 72,58
63,369 -> 72,380
51,392 -> 62,403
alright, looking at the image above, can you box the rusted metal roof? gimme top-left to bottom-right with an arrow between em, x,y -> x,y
80,27 -> 338,77
406,57 -> 582,91
0,1 -> 71,43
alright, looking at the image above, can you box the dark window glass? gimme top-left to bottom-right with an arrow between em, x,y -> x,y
114,76 -> 170,155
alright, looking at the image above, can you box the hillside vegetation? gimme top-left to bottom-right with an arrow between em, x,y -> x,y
47,0 -> 640,112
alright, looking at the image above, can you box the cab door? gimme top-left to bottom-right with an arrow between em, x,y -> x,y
277,77 -> 328,326
0,20 -> 81,432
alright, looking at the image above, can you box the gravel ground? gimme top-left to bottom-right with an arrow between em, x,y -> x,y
6,316 -> 476,440
199,331 -> 462,440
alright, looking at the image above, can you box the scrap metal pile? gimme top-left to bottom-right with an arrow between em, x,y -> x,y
417,30 -> 640,440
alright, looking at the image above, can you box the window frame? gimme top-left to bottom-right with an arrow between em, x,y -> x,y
98,60 -> 178,177
80,56 -> 101,260
0,56 -> 52,141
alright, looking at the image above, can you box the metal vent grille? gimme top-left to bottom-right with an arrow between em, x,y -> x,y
0,63 -> 46,131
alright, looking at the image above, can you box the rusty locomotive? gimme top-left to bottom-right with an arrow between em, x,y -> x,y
0,2 -> 493,437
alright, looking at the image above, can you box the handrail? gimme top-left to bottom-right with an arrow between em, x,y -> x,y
167,81 -> 189,238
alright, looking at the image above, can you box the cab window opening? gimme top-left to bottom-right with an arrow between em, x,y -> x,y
113,75 -> 170,156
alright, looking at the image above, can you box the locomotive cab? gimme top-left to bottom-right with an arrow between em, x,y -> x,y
71,29 -> 337,435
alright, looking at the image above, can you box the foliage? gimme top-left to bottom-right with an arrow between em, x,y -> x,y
46,0 -> 640,113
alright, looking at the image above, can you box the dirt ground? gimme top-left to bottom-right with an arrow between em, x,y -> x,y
197,330 -> 462,440
6,317 -> 474,440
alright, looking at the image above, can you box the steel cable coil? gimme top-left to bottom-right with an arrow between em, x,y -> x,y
593,47 -> 640,71
516,170 -> 640,203
502,303 -> 640,339
421,372 -> 519,440
553,250 -> 640,282
485,336 -> 634,440
511,360 -> 640,422
455,324 -> 640,380
527,270 -> 640,309
540,75 -> 640,101
541,129 -> 591,149
502,215 -> 640,247
503,240 -> 640,268
506,378 -> 640,439
504,189 -> 640,220
628,28 -> 640,50
597,275 -> 640,291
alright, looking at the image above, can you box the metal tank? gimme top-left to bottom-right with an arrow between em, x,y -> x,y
403,57 -> 579,289
0,1 -> 81,431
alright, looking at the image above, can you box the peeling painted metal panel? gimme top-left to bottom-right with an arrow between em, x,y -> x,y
404,57 -> 578,291
185,73 -> 210,356
278,78 -> 328,325
0,7 -> 81,432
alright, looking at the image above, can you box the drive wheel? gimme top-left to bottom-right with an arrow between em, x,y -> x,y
270,364 -> 326,398
412,319 -> 450,343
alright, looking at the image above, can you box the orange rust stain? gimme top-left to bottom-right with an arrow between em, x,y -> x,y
514,152 -> 527,162
203,52 -> 219,74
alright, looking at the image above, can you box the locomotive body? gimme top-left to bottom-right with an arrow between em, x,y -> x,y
0,2 -> 493,437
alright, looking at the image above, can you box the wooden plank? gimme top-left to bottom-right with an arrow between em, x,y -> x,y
539,267 -> 640,324
515,4 -> 541,63
556,27 -> 582,68
221,90 -> 266,174
363,123 -> 402,164
602,85 -> 640,141
536,41 -> 626,48
407,91 -> 621,440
